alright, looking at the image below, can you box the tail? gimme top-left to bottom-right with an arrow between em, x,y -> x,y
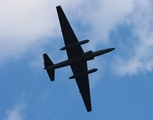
43,53 -> 55,81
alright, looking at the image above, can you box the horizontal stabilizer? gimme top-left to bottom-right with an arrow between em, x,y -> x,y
60,39 -> 89,50
43,53 -> 55,81
69,68 -> 98,79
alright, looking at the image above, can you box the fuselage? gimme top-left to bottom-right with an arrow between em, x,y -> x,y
46,47 -> 115,70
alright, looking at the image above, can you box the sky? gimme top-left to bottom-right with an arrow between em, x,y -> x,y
0,0 -> 153,120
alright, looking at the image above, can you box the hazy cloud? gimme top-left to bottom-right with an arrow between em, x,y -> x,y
0,0 -> 58,61
113,0 -> 153,75
5,101 -> 26,120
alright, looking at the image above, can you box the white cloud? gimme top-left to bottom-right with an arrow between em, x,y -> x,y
90,0 -> 133,40
5,101 -> 26,120
0,0 -> 73,61
113,0 -> 153,75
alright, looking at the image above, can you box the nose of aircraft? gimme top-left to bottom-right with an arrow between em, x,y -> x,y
103,48 -> 115,53
104,47 -> 115,54
109,48 -> 115,52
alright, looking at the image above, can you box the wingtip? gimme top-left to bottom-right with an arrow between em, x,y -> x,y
87,109 -> 92,112
56,5 -> 61,8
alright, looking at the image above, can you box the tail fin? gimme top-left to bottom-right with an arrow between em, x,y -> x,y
43,53 -> 55,81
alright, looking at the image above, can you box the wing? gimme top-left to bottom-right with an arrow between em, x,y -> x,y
71,61 -> 92,112
56,6 -> 91,112
56,6 -> 84,59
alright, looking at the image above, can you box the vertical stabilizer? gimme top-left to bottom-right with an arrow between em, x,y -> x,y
43,53 -> 55,81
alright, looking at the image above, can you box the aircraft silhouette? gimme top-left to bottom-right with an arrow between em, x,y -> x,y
43,5 -> 115,112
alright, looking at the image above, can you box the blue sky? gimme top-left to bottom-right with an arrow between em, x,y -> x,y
0,0 -> 153,120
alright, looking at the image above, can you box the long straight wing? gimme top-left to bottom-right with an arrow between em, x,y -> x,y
56,6 -> 92,112
71,61 -> 92,112
56,6 -> 84,59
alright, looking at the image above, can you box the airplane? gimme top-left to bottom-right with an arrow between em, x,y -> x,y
43,5 -> 115,112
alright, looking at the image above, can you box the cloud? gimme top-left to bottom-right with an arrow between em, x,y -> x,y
0,0 -> 60,62
5,101 -> 26,120
91,0 -> 133,39
112,0 -> 153,75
